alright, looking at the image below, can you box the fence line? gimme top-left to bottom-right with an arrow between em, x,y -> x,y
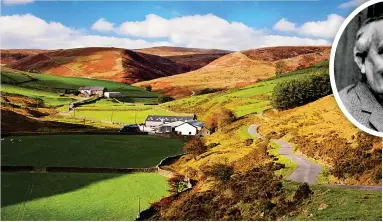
1,131 -> 148,137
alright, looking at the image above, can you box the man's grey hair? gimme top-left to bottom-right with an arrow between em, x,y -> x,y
354,15 -> 383,58
354,15 -> 383,79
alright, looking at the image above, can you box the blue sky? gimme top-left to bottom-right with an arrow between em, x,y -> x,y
0,0 -> 367,50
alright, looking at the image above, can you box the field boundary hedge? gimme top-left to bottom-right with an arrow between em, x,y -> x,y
1,165 -> 35,172
46,166 -> 157,173
1,131 -> 148,137
75,108 -> 153,112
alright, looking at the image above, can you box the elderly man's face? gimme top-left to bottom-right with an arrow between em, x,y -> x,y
363,20 -> 383,96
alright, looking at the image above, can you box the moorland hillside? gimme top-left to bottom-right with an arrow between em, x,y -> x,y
8,47 -> 191,83
7,46 -> 230,84
135,46 -> 330,97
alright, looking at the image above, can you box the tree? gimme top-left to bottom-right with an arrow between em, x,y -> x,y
205,108 -> 236,132
217,107 -> 236,129
275,60 -> 287,75
158,95 -> 175,104
183,138 -> 208,158
168,175 -> 189,194
205,115 -> 218,132
202,163 -> 234,183
145,85 -> 152,92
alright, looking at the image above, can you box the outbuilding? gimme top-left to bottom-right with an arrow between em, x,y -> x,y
78,86 -> 106,96
104,92 -> 121,98
174,122 -> 198,135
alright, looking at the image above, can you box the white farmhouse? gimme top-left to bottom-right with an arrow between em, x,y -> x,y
174,122 -> 198,135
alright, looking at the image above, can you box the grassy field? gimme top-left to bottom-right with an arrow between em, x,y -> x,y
74,105 -> 186,124
268,140 -> 298,178
1,84 -> 75,107
283,181 -> 382,221
1,172 -> 168,220
165,61 -> 329,120
1,135 -> 185,168
1,67 -> 158,103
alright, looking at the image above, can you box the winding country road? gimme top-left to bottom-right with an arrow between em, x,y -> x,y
248,124 -> 322,184
272,139 -> 321,184
248,124 -> 264,139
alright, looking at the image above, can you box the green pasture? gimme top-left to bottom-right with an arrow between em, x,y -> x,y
1,135 -> 184,168
1,172 -> 168,221
78,98 -> 157,109
1,67 -> 158,99
1,84 -> 75,107
74,106 -> 178,124
284,181 -> 382,221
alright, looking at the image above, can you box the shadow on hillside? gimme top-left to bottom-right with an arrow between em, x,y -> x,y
1,172 -> 124,207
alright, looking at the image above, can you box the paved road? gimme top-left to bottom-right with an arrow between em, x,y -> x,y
248,124 -> 264,139
247,124 -> 321,184
272,139 -> 322,184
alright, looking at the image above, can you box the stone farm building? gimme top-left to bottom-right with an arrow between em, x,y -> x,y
78,86 -> 106,96
145,115 -> 196,128
145,115 -> 209,136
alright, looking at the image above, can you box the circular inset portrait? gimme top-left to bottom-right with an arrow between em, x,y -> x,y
331,0 -> 383,137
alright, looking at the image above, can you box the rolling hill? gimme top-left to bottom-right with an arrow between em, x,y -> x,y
134,46 -> 330,98
135,46 -> 231,70
1,49 -> 51,65
8,47 -> 191,84
6,47 -> 230,84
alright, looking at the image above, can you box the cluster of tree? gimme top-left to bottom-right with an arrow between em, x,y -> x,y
28,69 -> 40,74
205,107 -> 236,132
197,88 -> 222,95
271,73 -> 331,110
202,162 -> 234,183
158,95 -> 175,104
167,174 -> 189,195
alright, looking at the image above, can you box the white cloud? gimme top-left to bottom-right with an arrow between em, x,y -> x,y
338,0 -> 370,9
0,13 -> 330,51
2,0 -> 34,5
299,14 -> 345,38
273,14 -> 345,38
0,14 -> 172,49
91,18 -> 114,32
273,18 -> 298,32
112,14 -> 330,50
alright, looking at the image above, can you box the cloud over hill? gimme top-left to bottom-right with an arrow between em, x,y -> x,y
1,13 -> 331,50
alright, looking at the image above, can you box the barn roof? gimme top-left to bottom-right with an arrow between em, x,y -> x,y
187,120 -> 204,127
145,115 -> 195,123
78,86 -> 106,91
